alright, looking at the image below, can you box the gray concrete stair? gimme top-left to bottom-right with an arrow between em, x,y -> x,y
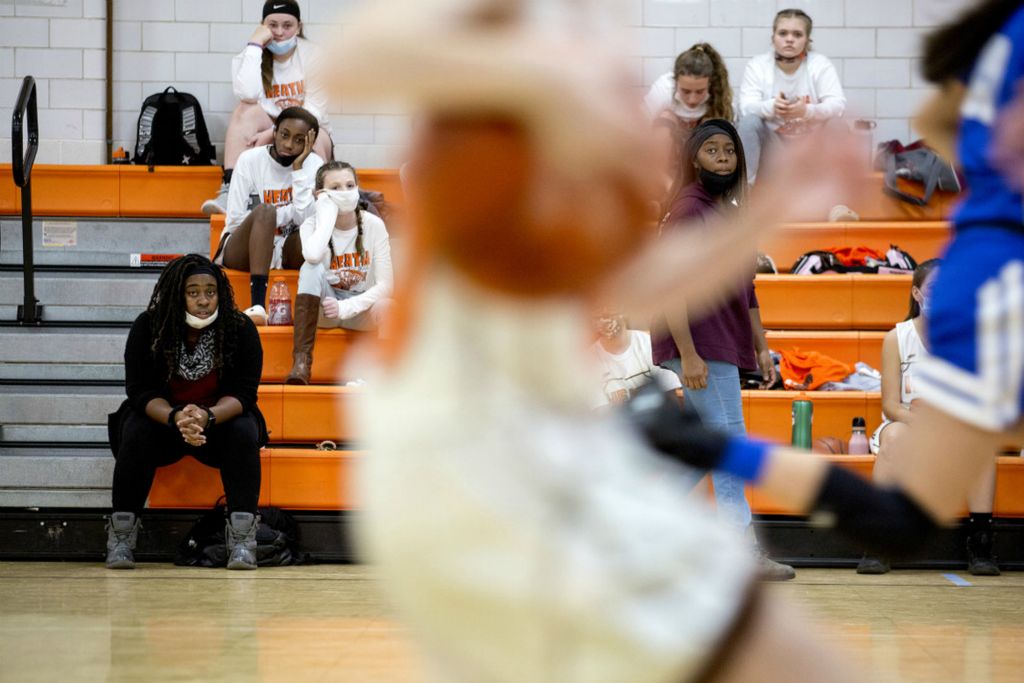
1,217 -> 208,267
0,447 -> 112,508
0,385 -> 124,426
0,328 -> 128,382
0,271 -> 157,323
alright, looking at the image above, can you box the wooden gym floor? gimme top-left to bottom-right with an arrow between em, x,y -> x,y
0,563 -> 1020,682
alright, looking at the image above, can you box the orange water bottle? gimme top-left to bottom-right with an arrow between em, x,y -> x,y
267,277 -> 292,326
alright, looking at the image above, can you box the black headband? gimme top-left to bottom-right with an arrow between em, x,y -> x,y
686,121 -> 737,159
184,262 -> 218,279
263,1 -> 300,21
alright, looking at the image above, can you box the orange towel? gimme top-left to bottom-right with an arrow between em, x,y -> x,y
778,348 -> 853,391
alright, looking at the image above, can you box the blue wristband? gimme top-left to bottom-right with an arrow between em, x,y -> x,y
718,437 -> 772,482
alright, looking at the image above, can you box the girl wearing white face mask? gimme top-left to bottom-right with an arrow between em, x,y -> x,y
202,0 -> 334,216
286,162 -> 395,384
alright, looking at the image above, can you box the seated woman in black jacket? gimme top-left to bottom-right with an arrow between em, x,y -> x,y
106,254 -> 267,570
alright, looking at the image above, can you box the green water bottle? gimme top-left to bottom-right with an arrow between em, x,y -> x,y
791,398 -> 813,449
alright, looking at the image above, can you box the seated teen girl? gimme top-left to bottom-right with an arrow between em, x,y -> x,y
215,106 -> 323,324
285,161 -> 394,385
202,0 -> 333,215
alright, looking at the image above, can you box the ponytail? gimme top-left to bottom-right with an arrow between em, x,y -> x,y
673,43 -> 733,122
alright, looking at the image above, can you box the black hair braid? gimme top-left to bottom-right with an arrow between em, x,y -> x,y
146,254 -> 240,380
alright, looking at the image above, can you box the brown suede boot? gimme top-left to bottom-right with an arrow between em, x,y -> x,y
285,294 -> 320,385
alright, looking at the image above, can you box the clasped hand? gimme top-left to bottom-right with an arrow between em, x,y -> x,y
173,404 -> 210,447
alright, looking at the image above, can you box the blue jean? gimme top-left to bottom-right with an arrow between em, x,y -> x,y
662,358 -> 752,531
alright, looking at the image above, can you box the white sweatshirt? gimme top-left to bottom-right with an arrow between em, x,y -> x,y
224,146 -> 322,233
232,38 -> 331,127
299,201 -> 394,319
739,52 -> 846,130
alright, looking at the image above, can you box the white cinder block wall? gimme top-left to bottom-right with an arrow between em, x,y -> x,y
1,0 -> 974,168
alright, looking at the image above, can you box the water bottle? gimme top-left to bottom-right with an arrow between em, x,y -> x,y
791,398 -> 813,449
267,277 -> 292,326
848,416 -> 870,455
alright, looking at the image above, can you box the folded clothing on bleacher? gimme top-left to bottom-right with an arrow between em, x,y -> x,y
778,348 -> 852,391
791,245 -> 916,275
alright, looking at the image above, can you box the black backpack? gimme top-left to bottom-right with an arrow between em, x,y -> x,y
133,86 -> 216,167
174,503 -> 308,567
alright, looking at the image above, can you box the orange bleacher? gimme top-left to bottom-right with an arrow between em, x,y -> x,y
52,165 -> 1005,519
0,165 -> 403,218
761,220 -> 950,271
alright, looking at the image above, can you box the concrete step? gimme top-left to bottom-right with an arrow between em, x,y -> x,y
0,271 -> 157,323
0,328 -> 128,363
0,272 -> 159,306
0,424 -> 108,444
0,362 -> 124,382
1,217 -> 208,267
0,446 -> 112,508
0,385 -> 124,426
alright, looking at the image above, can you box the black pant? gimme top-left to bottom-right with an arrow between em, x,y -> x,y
111,407 -> 261,515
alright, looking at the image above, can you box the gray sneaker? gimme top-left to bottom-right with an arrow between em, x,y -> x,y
225,511 -> 259,570
201,182 -> 229,216
105,512 -> 140,569
756,547 -> 796,581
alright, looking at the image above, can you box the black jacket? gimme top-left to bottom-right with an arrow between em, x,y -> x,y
113,309 -> 268,449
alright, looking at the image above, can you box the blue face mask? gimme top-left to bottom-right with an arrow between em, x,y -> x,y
267,36 -> 297,55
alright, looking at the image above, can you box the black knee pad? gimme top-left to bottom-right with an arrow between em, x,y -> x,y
812,466 -> 941,559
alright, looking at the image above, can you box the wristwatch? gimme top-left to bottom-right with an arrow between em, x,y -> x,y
204,406 -> 217,428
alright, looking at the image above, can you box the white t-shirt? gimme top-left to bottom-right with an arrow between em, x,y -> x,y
224,146 -> 322,234
592,330 -> 682,408
298,207 -> 394,318
231,38 -> 331,127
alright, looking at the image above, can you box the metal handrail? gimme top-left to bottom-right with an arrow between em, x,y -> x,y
11,76 -> 42,324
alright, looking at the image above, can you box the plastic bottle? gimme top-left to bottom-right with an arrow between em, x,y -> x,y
791,398 -> 813,449
848,416 -> 870,455
267,277 -> 292,326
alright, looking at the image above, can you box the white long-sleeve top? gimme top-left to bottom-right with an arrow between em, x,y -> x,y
739,52 -> 846,130
299,206 -> 394,318
224,146 -> 322,233
232,38 -> 331,127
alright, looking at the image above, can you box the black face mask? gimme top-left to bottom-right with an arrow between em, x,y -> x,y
270,145 -> 298,167
698,168 -> 737,197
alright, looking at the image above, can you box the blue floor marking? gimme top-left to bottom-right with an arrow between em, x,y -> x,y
942,573 -> 972,587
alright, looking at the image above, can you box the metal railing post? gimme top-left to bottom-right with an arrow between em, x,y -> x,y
12,76 -> 41,324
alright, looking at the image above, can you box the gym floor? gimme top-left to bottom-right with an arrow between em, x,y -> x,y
0,563 -> 1019,682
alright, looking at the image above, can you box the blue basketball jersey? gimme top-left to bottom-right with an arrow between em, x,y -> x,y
954,7 -> 1024,231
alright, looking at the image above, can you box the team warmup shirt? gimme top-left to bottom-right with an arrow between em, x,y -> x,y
232,38 -> 330,127
298,208 -> 394,318
224,146 -> 322,235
